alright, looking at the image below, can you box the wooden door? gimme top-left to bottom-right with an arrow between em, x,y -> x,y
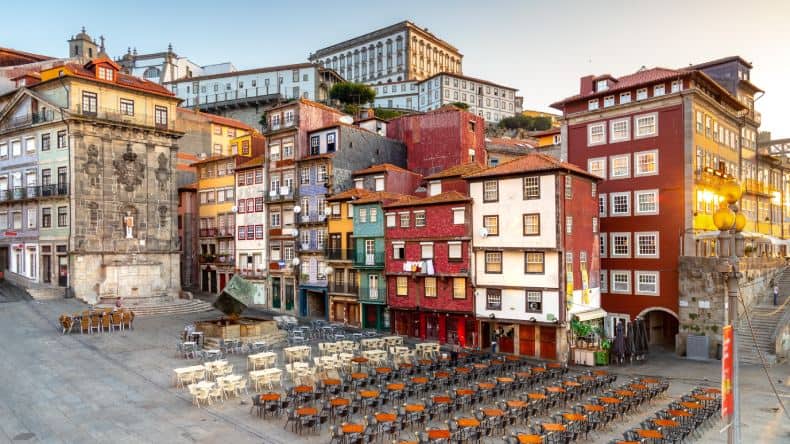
519,325 -> 536,357
539,326 -> 557,360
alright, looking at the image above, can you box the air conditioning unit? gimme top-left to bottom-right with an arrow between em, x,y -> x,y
528,302 -> 542,312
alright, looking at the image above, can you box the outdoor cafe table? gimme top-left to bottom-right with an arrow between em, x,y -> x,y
641,377 -> 660,384
667,409 -> 693,418
562,413 -> 586,422
531,367 -> 547,374
615,389 -> 635,397
456,367 -> 471,374
527,393 -> 547,400
399,363 -> 414,369
323,378 -> 342,386
680,401 -> 703,410
426,429 -> 451,440
478,382 -> 495,390
435,371 -> 450,379
204,349 -> 222,360
582,404 -> 605,412
473,363 -> 488,369
297,407 -> 317,416
693,394 -> 716,402
703,387 -> 721,394
599,397 -> 621,405
629,383 -> 649,391
546,362 -> 563,369
456,389 -> 475,396
652,419 -> 679,428
482,408 -> 504,417
351,372 -> 368,380
405,404 -> 425,412
284,345 -> 312,362
260,392 -> 281,402
387,383 -> 405,391
342,423 -> 365,434
173,365 -> 204,385
412,377 -> 429,384
593,370 -> 608,376
330,397 -> 350,407
247,351 -> 277,370
294,385 -> 313,394
507,400 -> 527,409
546,386 -> 566,393
578,375 -> 596,382
360,390 -> 380,399
515,371 -> 532,378
433,395 -> 452,404
563,381 -> 582,388
382,336 -> 404,346
496,377 -> 514,383
375,367 -> 392,374
542,423 -> 566,433
249,368 -> 282,391
376,412 -> 398,423
517,434 -> 544,443
636,429 -> 663,440
456,418 -> 480,428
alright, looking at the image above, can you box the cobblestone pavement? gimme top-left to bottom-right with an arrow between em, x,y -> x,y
0,298 -> 787,443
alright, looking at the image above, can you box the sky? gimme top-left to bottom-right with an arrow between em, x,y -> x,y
3,0 -> 789,135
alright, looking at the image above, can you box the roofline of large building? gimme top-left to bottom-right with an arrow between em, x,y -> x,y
163,62 -> 320,84
687,55 -> 753,71
419,71 -> 517,91
310,21 -> 462,59
0,47 -> 54,63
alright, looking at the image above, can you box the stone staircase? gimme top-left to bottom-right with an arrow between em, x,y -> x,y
737,265 -> 789,365
98,298 -> 216,317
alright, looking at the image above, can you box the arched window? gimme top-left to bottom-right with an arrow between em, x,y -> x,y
143,67 -> 161,79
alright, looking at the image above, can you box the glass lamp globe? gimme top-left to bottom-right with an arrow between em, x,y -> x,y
734,212 -> 747,232
720,180 -> 742,205
713,202 -> 735,230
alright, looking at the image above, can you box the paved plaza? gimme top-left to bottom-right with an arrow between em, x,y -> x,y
0,293 -> 788,443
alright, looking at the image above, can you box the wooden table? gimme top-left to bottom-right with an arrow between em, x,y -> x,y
473,363 -> 488,369
599,397 -> 621,404
399,363 -> 414,369
387,383 -> 405,391
652,419 -> 679,427
297,407 -> 317,416
351,373 -> 368,380
330,397 -> 350,406
547,362 -> 563,368
578,375 -> 596,382
478,382 -> 495,390
435,371 -> 450,378
517,434 -> 544,443
294,385 -> 313,393
482,408 -> 504,417
260,392 -> 280,402
418,359 -> 433,365
376,412 -> 398,422
542,423 -> 566,432
456,389 -> 475,396
680,401 -> 702,409
375,367 -> 392,374
405,404 -> 425,412
433,396 -> 452,404
412,377 -> 428,384
427,429 -> 451,440
497,377 -> 514,383
527,393 -> 547,400
615,389 -> 635,397
640,377 -> 659,384
563,381 -> 582,387
531,367 -> 546,373
360,390 -> 380,398
668,409 -> 693,417
516,372 -> 532,378
629,383 -> 648,390
456,367 -> 471,374
693,394 -> 716,401
507,400 -> 527,408
323,378 -> 342,386
546,386 -> 566,393
562,413 -> 586,422
456,418 -> 480,428
636,429 -> 663,439
342,423 -> 364,434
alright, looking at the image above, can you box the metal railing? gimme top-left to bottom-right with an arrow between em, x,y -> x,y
265,187 -> 295,202
181,89 -> 283,108
73,105 -> 176,131
329,283 -> 359,294
298,213 -> 328,224
355,251 -> 385,267
198,254 -> 235,265
327,248 -> 355,261
0,110 -> 56,132
199,228 -> 217,237
0,184 -> 69,202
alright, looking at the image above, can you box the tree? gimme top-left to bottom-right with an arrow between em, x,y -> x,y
329,82 -> 376,106
448,101 -> 469,110
498,114 -> 553,131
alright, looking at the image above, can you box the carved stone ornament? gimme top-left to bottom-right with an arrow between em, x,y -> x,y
113,144 -> 145,192
154,152 -> 170,191
83,145 -> 102,187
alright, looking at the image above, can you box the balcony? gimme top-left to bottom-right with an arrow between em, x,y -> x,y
265,187 -> 295,202
299,242 -> 326,253
72,105 -> 176,131
266,116 -> 300,133
182,89 -> 282,111
0,185 -> 69,203
354,251 -> 385,267
199,228 -> 217,237
327,248 -> 355,261
0,110 -> 56,132
239,269 -> 266,280
198,253 -> 234,266
216,228 -> 235,238
329,282 -> 359,294
743,179 -> 773,197
298,213 -> 328,225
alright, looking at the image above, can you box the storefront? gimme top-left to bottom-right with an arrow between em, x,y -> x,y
299,286 -> 328,319
391,309 -> 477,347
479,318 -> 564,360
329,295 -> 360,326
362,302 -> 389,331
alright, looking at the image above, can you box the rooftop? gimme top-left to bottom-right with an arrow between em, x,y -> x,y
43,59 -> 174,97
311,21 -> 460,58
424,163 -> 485,180
463,152 -> 600,181
383,191 -> 470,208
352,163 -> 416,177
163,62 -> 317,84
326,188 -> 378,202
687,55 -> 753,71
420,71 -> 518,91
352,191 -> 415,205
236,156 -> 264,170
177,109 -> 255,131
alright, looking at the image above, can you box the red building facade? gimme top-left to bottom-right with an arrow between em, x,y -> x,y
384,191 -> 475,346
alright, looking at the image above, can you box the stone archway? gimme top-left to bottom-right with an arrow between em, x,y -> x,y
637,307 -> 679,347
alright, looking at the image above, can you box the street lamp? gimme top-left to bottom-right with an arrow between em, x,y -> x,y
712,178 -> 744,444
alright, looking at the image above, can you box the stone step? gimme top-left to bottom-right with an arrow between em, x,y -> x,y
98,299 -> 216,317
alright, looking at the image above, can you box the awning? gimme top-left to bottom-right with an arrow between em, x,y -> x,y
573,308 -> 608,322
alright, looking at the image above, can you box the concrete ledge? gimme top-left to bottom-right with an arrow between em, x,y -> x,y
3,271 -> 64,300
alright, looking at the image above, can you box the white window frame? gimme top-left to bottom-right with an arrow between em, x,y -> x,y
610,192 -> 631,216
634,149 -> 659,176
420,242 -> 434,259
635,271 -> 660,295
636,88 -> 648,100
671,80 -> 682,93
610,232 -> 631,258
611,270 -> 631,294
600,269 -> 608,293
385,213 -> 396,228
598,193 -> 607,217
392,241 -> 405,260
452,208 -> 465,225
635,231 -> 659,258
587,123 -> 606,146
634,189 -> 659,215
599,233 -> 607,258
609,118 -> 630,142
603,95 -> 615,108
566,216 -> 573,234
634,112 -> 658,138
448,241 -> 462,260
653,84 -> 665,97
619,92 -> 631,104
610,154 -> 631,179
414,210 -> 426,227
592,217 -> 598,233
588,99 -> 599,111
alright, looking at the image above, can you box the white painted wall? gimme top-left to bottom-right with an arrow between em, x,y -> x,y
417,73 -> 517,123
475,287 -> 560,323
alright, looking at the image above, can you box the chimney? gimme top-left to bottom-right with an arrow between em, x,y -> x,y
580,75 -> 594,95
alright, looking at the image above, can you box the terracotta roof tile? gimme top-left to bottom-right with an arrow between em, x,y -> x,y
190,154 -> 236,166
463,152 -> 600,180
352,191 -> 415,205
352,163 -> 414,176
528,128 -> 560,137
326,188 -> 378,202
424,163 -> 485,180
383,191 -> 471,208
55,61 -> 174,97
236,155 -> 264,170
551,67 -> 688,108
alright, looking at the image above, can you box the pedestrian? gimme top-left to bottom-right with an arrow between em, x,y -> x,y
774,284 -> 779,306
115,297 -> 123,309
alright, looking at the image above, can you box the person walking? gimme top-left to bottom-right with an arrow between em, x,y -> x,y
774,284 -> 780,306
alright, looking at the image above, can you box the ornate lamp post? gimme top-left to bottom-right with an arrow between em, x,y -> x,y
713,178 -> 745,444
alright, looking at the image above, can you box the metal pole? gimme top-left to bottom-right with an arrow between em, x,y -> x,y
726,249 -> 741,443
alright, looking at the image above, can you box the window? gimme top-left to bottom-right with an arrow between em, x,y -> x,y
523,176 -> 540,199
11,140 -> 21,157
385,212 -> 396,228
24,137 -> 35,154
610,192 -> 630,216
526,291 -> 542,313
453,278 -> 466,299
11,211 -> 21,229
399,212 -> 409,227
26,208 -> 36,229
671,80 -> 682,93
588,123 -> 606,146
620,92 -> 631,104
635,232 -> 659,257
696,111 -> 703,133
81,91 -> 97,114
369,207 -> 377,223
635,271 -> 659,295
310,135 -> 320,154
57,131 -> 67,149
154,106 -> 168,127
374,177 -> 384,191
420,242 -> 433,259
603,95 -> 615,107
636,88 -> 648,100
525,252 -> 544,274
483,215 -> 499,236
705,115 -> 712,137
596,80 -> 608,91
396,276 -> 408,296
566,216 -> 573,234
57,206 -> 67,227
300,167 -> 310,185
598,194 -> 607,217
611,270 -> 631,294
485,251 -> 502,273
653,84 -> 665,97
0,143 -> 6,158
635,150 -> 658,176
523,214 -> 539,236
448,242 -> 462,260
610,118 -> 630,142
610,154 -> 630,178
588,99 -> 599,111
414,211 -> 425,227
611,233 -> 630,257
635,190 -> 659,215
635,113 -> 657,137
359,208 -> 368,223
424,277 -> 437,297
599,233 -> 607,257
40,134 -> 50,152
42,208 -> 51,228
452,208 -> 465,224
98,66 -> 113,81
317,165 -> 327,183
270,209 -> 281,227
237,225 -> 246,240
255,197 -> 264,212
486,288 -> 502,310
392,242 -> 404,259
599,270 -> 608,292
483,180 -> 498,202
564,176 -> 573,199
120,99 -> 134,116
592,217 -> 598,233
588,157 -> 606,179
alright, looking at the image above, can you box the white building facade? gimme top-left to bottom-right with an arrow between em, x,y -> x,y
234,158 -> 267,304
418,73 -> 518,124
371,81 -> 419,110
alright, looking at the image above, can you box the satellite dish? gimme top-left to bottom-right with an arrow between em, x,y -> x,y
292,257 -> 301,266
231,206 -> 238,213
339,115 -> 354,125
479,227 -> 489,238
293,205 -> 301,214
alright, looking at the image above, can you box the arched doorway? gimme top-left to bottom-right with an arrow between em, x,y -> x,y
637,307 -> 679,348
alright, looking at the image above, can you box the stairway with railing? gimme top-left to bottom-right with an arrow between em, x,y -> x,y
736,265 -> 789,365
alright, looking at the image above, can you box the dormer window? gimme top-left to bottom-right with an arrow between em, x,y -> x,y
596,80 -> 609,91
97,66 -> 114,81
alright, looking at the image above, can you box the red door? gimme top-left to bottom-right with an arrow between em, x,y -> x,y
539,326 -> 557,360
519,325 -> 536,357
219,273 -> 227,292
